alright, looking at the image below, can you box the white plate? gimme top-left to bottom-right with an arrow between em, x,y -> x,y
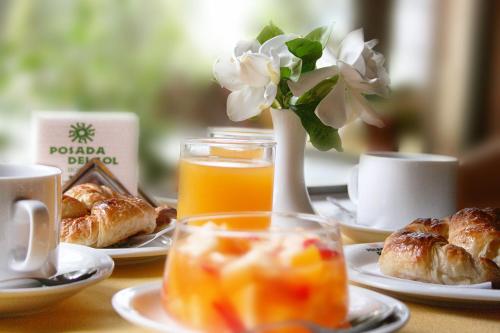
0,243 -> 114,317
98,222 -> 175,265
345,243 -> 500,307
112,281 -> 409,333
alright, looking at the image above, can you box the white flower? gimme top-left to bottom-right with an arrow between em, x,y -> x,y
288,29 -> 390,129
213,35 -> 298,122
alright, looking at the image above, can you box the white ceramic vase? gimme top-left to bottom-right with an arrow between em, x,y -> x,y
271,108 -> 315,214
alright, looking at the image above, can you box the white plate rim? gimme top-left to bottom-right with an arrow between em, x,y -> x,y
345,243 -> 500,303
0,243 -> 114,296
339,219 -> 395,235
112,281 -> 410,333
97,222 -> 175,259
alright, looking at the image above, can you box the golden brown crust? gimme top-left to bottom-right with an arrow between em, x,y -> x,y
65,183 -> 117,209
154,205 -> 176,231
403,218 -> 449,238
61,195 -> 88,219
380,209 -> 500,285
449,208 -> 500,266
90,197 -> 157,248
60,184 -> 157,248
60,215 -> 99,247
380,230 -> 500,284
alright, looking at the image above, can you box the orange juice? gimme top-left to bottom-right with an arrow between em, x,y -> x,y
177,157 -> 274,226
162,231 -> 348,333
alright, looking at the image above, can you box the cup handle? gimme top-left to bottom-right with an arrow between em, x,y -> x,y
10,200 -> 51,272
347,165 -> 359,205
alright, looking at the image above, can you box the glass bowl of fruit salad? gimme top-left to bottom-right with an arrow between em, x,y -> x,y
162,211 -> 348,333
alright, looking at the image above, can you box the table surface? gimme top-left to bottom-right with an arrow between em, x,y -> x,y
1,196 -> 500,333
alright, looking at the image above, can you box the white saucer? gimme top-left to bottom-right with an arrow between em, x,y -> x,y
339,219 -> 393,243
112,281 -> 409,333
98,222 -> 175,265
0,243 -> 114,317
313,198 -> 394,243
345,243 -> 500,307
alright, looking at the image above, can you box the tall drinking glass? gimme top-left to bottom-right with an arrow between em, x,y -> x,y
162,212 -> 348,333
177,138 -> 275,224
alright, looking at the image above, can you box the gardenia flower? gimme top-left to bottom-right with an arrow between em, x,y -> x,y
213,35 -> 298,121
288,29 -> 390,129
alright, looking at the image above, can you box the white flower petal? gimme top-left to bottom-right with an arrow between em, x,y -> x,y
339,29 -> 366,75
365,39 -> 378,49
287,66 -> 338,96
338,62 -> 375,92
263,82 -> 278,106
345,90 -> 361,123
259,34 -> 298,58
316,47 -> 338,68
315,79 -> 347,129
350,91 -> 384,128
234,39 -> 260,57
227,86 -> 268,121
239,53 -> 274,87
213,58 -> 244,91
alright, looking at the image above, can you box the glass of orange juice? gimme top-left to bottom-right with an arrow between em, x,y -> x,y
162,211 -> 348,333
177,138 -> 275,222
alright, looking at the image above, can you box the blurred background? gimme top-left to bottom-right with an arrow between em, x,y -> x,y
0,0 -> 499,205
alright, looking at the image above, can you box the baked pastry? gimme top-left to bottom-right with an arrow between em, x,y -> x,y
62,195 -> 88,219
65,183 -> 117,210
402,218 -> 449,238
448,208 -> 500,266
379,230 -> 500,284
155,205 -> 177,232
60,196 -> 157,248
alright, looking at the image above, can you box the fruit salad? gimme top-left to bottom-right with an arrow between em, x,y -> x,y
162,223 -> 348,333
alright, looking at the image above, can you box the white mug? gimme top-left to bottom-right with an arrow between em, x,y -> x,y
348,152 -> 458,230
0,164 -> 61,282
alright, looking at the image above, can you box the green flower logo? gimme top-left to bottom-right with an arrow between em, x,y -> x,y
69,122 -> 95,144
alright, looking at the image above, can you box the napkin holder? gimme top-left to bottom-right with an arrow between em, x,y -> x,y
63,158 -> 158,207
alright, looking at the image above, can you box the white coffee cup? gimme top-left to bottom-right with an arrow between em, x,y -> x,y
348,152 -> 458,230
0,164 -> 61,282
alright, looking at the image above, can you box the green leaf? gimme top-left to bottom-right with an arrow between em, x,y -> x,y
305,25 -> 333,49
256,22 -> 284,44
290,75 -> 342,151
279,59 -> 302,82
285,38 -> 323,72
296,75 -> 339,105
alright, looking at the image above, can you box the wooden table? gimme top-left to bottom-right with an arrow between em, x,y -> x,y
1,250 -> 499,333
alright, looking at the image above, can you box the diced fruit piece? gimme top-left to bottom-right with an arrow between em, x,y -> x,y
302,238 -> 339,260
288,284 -> 311,301
318,248 -> 339,260
302,238 -> 320,248
213,300 -> 245,333
201,262 -> 219,277
291,245 -> 322,267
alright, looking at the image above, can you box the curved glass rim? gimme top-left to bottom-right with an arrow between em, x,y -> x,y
176,211 -> 340,237
182,137 -> 276,148
207,126 -> 274,134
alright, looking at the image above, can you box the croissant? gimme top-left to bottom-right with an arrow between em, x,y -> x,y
379,230 -> 500,284
448,208 -> 500,266
65,183 -> 117,210
62,195 -> 88,219
60,196 -> 157,248
402,218 -> 449,238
